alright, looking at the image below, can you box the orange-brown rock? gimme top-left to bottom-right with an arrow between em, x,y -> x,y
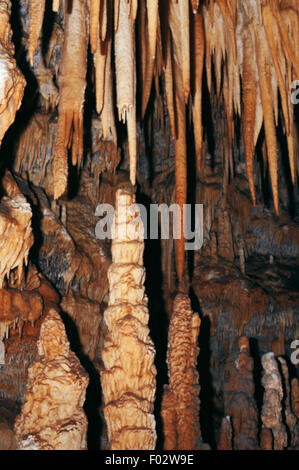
292,378 -> 299,419
224,337 -> 258,449
218,416 -> 233,450
0,288 -> 43,340
0,421 -> 16,450
260,426 -> 273,450
161,293 -> 205,450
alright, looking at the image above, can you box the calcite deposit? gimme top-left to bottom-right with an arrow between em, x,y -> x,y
0,0 -> 298,452
14,309 -> 88,450
261,352 -> 287,450
100,188 -> 157,450
0,0 -> 26,144
224,336 -> 258,450
161,293 -> 206,450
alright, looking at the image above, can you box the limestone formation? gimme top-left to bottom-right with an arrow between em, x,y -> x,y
261,352 -> 287,450
225,337 -> 258,450
15,309 -> 88,450
100,188 -> 157,450
161,293 -> 205,450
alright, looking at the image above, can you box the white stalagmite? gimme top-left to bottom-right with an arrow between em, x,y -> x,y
100,188 -> 157,450
15,309 -> 89,450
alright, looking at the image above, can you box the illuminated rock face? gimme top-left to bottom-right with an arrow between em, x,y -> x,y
0,1 -> 26,145
14,309 -> 88,450
100,188 -> 157,450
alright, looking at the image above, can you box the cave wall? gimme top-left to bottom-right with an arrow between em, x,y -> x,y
0,0 -> 298,450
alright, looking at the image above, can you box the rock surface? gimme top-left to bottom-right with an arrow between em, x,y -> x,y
14,309 -> 88,450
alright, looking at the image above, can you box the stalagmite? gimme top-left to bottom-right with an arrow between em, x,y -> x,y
161,293 -> 204,450
260,426 -> 273,450
225,337 -> 258,449
292,378 -> 299,419
14,309 -> 89,450
0,0 -> 26,145
100,188 -> 157,450
261,352 -> 287,450
278,357 -> 297,445
53,0 -> 89,199
218,416 -> 233,450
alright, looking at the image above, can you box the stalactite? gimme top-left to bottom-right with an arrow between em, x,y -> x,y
0,0 -> 26,145
114,0 -> 137,186
1,0 -> 299,452
0,176 -> 33,289
163,27 -> 176,140
100,188 -> 156,450
100,40 -> 117,142
53,0 -> 89,200
161,293 -> 205,450
255,28 -> 279,215
168,0 -> 189,284
28,0 -> 46,65
191,0 -> 199,14
15,309 -> 88,450
0,288 -> 43,341
52,0 -> 59,13
141,0 -> 159,118
94,38 -> 107,116
261,352 -> 287,450
192,9 -> 205,173
90,0 -> 101,54
178,0 -> 190,104
146,0 -> 158,60
242,27 -> 257,206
